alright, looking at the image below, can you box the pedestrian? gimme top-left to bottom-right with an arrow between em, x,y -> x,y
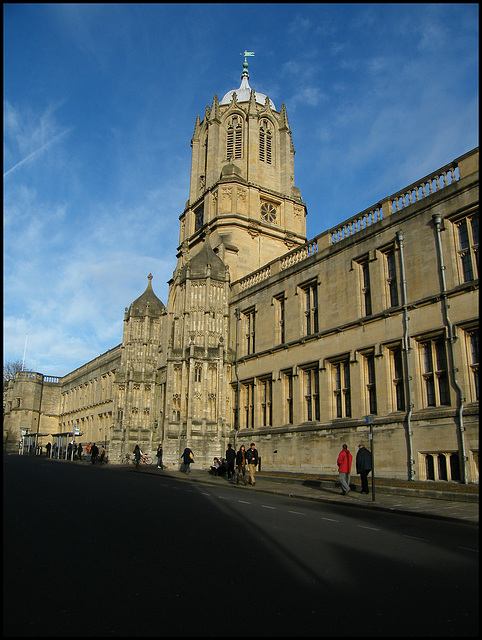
67,442 -> 73,460
133,444 -> 142,468
156,444 -> 163,469
73,443 -> 78,460
225,443 -> 236,480
356,444 -> 372,494
236,444 -> 248,485
99,446 -> 106,464
45,442 -> 51,458
90,442 -> 99,464
181,447 -> 194,474
86,443 -> 91,462
52,442 -> 58,459
246,442 -> 259,485
77,443 -> 83,460
337,444 -> 353,495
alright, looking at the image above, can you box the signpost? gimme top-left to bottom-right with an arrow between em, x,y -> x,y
365,415 -> 375,501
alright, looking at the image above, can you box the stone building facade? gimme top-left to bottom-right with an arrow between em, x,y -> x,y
4,62 -> 479,482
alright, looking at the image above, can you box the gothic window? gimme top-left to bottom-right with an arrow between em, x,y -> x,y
301,281 -> 319,335
227,115 -> 243,160
361,261 -> 372,316
259,119 -> 272,164
391,345 -> 406,411
385,249 -> 399,307
259,377 -> 272,427
365,352 -> 377,415
283,369 -> 293,424
456,215 -> 478,282
420,338 -> 450,407
172,396 -> 181,422
333,359 -> 351,418
243,380 -> 255,428
274,293 -> 285,343
194,366 -> 202,383
244,308 -> 256,355
467,329 -> 479,401
195,204 -> 204,232
304,366 -> 320,421
260,201 -> 277,224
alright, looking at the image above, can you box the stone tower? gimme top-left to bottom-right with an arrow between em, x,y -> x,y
178,55 -> 307,284
111,274 -> 166,460
155,57 -> 308,467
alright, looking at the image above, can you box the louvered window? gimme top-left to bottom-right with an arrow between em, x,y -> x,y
227,116 -> 242,160
259,119 -> 272,164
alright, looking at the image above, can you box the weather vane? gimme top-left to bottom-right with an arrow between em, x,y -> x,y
240,50 -> 255,63
240,51 -> 255,76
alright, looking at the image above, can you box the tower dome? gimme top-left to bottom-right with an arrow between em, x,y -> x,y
220,52 -> 276,109
127,274 -> 165,318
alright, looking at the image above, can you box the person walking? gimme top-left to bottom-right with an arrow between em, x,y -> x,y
225,443 -> 236,480
156,444 -> 163,469
236,445 -> 248,485
356,444 -> 372,494
133,444 -> 142,469
77,442 -> 83,460
90,442 -> 99,464
337,444 -> 353,495
246,442 -> 259,486
181,447 -> 194,474
99,445 -> 106,464
45,442 -> 51,458
86,443 -> 91,462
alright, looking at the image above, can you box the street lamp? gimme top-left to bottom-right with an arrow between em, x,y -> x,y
365,415 -> 375,501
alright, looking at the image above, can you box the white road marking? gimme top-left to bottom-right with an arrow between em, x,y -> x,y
457,547 -> 478,553
403,535 -> 430,541
218,496 -> 229,500
262,505 -> 276,509
238,500 -> 251,504
357,525 -> 380,531
321,517 -> 339,522
289,510 -> 305,515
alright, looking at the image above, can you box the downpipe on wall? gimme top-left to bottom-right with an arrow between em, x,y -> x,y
396,231 -> 415,481
432,213 -> 467,484
234,308 -> 241,452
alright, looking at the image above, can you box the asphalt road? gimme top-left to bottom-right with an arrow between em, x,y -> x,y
3,456 -> 479,637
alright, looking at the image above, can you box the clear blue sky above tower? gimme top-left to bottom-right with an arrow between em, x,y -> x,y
3,3 -> 479,376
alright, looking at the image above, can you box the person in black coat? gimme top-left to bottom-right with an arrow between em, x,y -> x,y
356,444 -> 372,494
181,447 -> 193,474
90,442 -> 99,464
225,443 -> 236,479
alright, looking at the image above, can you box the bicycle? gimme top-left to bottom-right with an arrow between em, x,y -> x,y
125,452 -> 153,466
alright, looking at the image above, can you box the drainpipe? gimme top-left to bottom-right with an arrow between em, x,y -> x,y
234,308 -> 241,451
396,231 -> 414,480
432,213 -> 467,483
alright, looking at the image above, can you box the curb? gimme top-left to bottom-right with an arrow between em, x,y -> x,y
139,469 -> 479,527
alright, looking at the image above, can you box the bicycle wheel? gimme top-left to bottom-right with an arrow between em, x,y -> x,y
144,456 -> 153,465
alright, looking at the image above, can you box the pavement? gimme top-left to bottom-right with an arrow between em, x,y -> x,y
115,462 -> 479,526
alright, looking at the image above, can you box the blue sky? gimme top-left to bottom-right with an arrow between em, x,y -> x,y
4,3 -> 479,377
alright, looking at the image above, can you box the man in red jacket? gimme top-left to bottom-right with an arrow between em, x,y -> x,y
337,444 -> 353,495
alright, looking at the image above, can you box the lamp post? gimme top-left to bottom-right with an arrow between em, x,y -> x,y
366,415 -> 375,501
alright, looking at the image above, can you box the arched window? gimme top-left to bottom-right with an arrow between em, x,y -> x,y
259,119 -> 272,164
227,116 -> 243,160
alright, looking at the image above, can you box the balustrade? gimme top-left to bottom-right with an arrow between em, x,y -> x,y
239,265 -> 271,291
280,239 -> 318,270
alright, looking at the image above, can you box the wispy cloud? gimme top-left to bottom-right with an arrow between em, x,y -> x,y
4,128 -> 71,178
